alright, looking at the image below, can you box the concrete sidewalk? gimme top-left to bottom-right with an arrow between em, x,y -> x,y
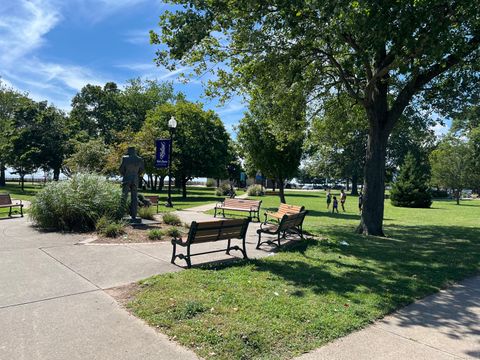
0,207 -> 276,360
297,276 -> 480,360
1,209 -> 479,359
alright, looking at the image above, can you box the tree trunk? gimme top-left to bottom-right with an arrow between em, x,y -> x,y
356,122 -> 389,236
20,175 -> 25,192
0,164 -> 5,187
216,178 -> 220,187
182,177 -> 188,198
455,189 -> 460,205
350,173 -> 359,196
154,175 -> 158,191
278,177 -> 286,204
158,175 -> 165,192
272,179 -> 276,192
53,167 -> 60,181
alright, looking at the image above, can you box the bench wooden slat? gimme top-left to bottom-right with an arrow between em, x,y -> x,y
0,194 -> 24,217
214,198 -> 262,221
171,218 -> 251,268
257,211 -> 307,249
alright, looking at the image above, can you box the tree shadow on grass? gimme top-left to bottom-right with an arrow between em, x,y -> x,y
204,222 -> 480,343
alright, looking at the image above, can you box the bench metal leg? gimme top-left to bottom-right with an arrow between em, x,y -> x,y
8,206 -> 12,217
278,233 -> 282,247
20,205 -> 23,217
214,207 -> 217,218
171,241 -> 177,264
242,236 -> 248,259
226,238 -> 231,255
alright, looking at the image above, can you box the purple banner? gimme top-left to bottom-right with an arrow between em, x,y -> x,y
155,139 -> 171,168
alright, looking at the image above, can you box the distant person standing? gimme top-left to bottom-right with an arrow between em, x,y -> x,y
332,196 -> 339,213
326,190 -> 332,209
340,189 -> 347,212
358,192 -> 363,213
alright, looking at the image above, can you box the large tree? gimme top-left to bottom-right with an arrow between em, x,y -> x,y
142,101 -> 231,198
430,137 -> 472,204
237,85 -> 307,203
0,81 -> 27,186
152,1 -> 480,235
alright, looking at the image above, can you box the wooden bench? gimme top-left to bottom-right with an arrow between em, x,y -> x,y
171,218 -> 251,268
0,194 -> 23,217
214,198 -> 262,222
143,195 -> 159,213
256,211 -> 307,249
264,203 -> 305,223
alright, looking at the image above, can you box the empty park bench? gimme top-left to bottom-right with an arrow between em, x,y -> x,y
214,198 -> 262,222
257,211 -> 308,249
264,203 -> 305,223
171,218 -> 251,268
143,195 -> 159,213
0,194 -> 24,217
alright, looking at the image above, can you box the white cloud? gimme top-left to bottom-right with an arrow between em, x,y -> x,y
0,0 -> 61,65
431,122 -> 449,137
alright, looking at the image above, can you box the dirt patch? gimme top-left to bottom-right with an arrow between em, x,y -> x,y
92,223 -> 189,244
106,282 -> 143,306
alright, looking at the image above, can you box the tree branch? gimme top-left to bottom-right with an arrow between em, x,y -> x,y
389,35 -> 480,130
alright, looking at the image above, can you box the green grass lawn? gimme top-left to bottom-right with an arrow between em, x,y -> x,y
129,190 -> 480,360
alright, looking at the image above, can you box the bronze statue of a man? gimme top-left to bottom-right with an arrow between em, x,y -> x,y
119,147 -> 145,220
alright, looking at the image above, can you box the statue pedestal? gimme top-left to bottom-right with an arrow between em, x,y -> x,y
123,217 -> 160,228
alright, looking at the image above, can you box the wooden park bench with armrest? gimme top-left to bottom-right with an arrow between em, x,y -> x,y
171,218 -> 251,268
256,211 -> 308,249
264,203 -> 305,223
214,198 -> 262,222
0,194 -> 23,217
143,195 -> 159,213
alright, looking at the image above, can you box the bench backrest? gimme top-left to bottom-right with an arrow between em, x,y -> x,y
187,218 -> 251,244
0,194 -> 13,206
223,198 -> 261,210
278,211 -> 308,232
143,195 -> 159,204
277,203 -> 304,216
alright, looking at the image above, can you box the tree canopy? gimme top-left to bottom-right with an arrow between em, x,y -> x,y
153,0 -> 480,235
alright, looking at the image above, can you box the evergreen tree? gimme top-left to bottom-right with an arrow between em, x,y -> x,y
390,152 -> 432,208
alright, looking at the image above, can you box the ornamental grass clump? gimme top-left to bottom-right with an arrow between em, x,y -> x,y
138,206 -> 157,220
247,184 -> 265,196
162,212 -> 182,226
30,173 -> 123,232
148,229 -> 164,241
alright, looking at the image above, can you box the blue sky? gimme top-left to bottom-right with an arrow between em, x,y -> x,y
0,0 -> 449,138
0,0 -> 246,133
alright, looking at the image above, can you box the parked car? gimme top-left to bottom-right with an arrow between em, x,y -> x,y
302,184 -> 314,190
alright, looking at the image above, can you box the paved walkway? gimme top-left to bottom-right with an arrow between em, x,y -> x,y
297,276 -> 480,359
0,207 -> 276,360
1,207 -> 479,359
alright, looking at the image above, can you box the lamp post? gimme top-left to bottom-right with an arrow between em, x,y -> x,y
166,116 -> 177,208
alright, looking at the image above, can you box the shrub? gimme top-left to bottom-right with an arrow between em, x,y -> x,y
148,229 -> 164,240
162,212 -> 182,226
96,216 -> 126,238
206,179 -> 216,187
165,227 -> 182,239
215,183 -> 231,196
390,153 -> 432,208
30,173 -> 123,231
247,184 -> 265,196
138,206 -> 156,220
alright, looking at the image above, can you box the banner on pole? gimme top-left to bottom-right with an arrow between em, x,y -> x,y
155,139 -> 171,168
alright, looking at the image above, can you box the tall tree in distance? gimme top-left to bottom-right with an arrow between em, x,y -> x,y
143,101 -> 231,198
390,152 -> 432,208
0,81 -> 27,186
237,86 -> 306,203
153,1 -> 480,235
